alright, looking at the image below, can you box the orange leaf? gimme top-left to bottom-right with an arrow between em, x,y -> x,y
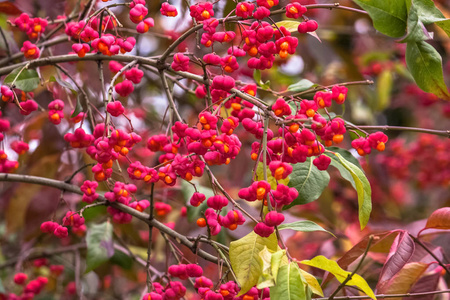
0,1 -> 22,15
424,207 -> 450,230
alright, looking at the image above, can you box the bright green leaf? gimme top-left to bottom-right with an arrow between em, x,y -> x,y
352,0 -> 408,38
4,68 -> 39,92
299,269 -> 324,297
85,221 -> 114,273
406,40 -> 450,100
300,255 -> 376,300
326,147 -> 362,170
278,220 -> 336,238
257,247 -> 276,289
273,21 -> 300,32
270,262 -> 310,300
285,158 -> 330,208
327,152 -> 372,229
376,70 -> 393,111
287,79 -> 316,93
230,231 -> 278,295
253,69 -> 261,84
256,162 -> 289,190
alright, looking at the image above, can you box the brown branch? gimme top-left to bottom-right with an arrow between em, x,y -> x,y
314,289 -> 450,300
0,173 -> 222,265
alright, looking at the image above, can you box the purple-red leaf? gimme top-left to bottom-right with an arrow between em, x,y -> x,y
377,230 -> 415,289
403,269 -> 443,300
377,262 -> 428,295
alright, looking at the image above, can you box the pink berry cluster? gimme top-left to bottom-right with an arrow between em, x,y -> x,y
12,13 -> 48,39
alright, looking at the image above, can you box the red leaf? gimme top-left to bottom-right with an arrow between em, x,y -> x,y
323,230 -> 401,285
0,1 -> 22,15
403,270 -> 442,300
377,230 -> 415,289
424,207 -> 450,230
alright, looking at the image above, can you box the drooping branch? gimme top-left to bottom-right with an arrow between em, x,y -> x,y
0,173 -> 222,264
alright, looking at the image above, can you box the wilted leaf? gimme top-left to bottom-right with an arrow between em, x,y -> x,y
299,269 -> 324,297
377,231 -> 415,287
230,231 -> 278,295
278,220 -> 335,237
0,1 -> 22,15
4,68 -> 40,92
423,207 -> 450,231
86,222 -> 114,273
300,255 -> 376,300
270,262 -> 309,300
377,262 -> 428,297
286,158 -> 330,208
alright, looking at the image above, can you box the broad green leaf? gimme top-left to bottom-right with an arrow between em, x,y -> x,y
278,220 -> 335,238
376,70 -> 393,111
412,0 -> 446,24
86,221 -> 114,273
299,269 -> 324,297
271,249 -> 288,282
253,69 -> 261,84
399,4 -> 432,43
4,68 -> 39,92
285,157 -> 330,208
352,0 -> 408,38
256,162 -> 289,190
270,262 -> 310,300
300,255 -> 376,300
406,41 -> 450,100
287,79 -> 316,93
273,21 -> 300,32
230,231 -> 278,295
328,152 -> 372,229
110,250 -> 133,270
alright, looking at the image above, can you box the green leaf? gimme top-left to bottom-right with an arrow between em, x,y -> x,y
256,162 -> 289,190
85,222 -> 114,273
71,95 -> 83,117
230,231 -> 278,295
301,256 -> 376,300
273,21 -> 300,32
352,0 -> 408,38
110,250 -> 133,270
257,247 -> 276,289
278,220 -> 336,238
49,75 -> 78,96
406,41 -> 450,100
286,157 -> 330,208
399,4 -> 432,43
412,0 -> 446,24
376,70 -> 393,111
325,147 -> 362,170
327,152 -> 372,229
4,68 -> 39,92
0,277 -> 5,294
253,69 -> 261,84
270,262 -> 310,300
299,269 -> 324,297
287,79 -> 316,93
